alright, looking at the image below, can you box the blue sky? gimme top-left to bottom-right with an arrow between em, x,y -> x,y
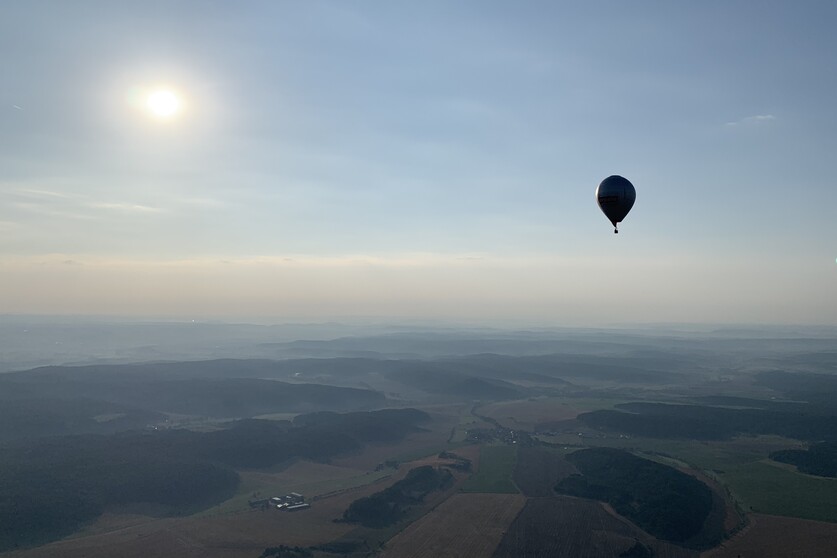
1,1 -> 835,324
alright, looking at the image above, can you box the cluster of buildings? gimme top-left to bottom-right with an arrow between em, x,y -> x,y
465,426 -> 535,446
269,492 -> 309,511
249,492 -> 310,512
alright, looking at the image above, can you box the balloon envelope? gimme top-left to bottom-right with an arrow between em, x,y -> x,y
596,175 -> 636,229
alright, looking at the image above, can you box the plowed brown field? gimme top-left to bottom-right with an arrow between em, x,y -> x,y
701,513 -> 837,558
380,493 -> 526,558
494,496 -> 698,558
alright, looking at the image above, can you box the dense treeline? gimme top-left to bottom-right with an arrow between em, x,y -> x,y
0,397 -> 162,441
342,465 -> 453,528
579,402 -> 837,441
0,441 -> 239,551
206,408 -> 429,468
0,372 -> 385,419
555,448 -> 712,544
0,408 -> 428,551
771,442 -> 837,477
384,366 -> 522,400
756,370 -> 837,409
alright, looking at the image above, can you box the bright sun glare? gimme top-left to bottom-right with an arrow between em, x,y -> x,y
146,89 -> 181,119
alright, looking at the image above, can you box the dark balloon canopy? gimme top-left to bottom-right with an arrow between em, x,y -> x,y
596,175 -> 636,234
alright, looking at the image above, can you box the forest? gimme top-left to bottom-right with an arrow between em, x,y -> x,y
771,442 -> 837,477
578,401 -> 837,441
0,408 -> 428,551
555,447 -> 713,544
342,465 -> 453,528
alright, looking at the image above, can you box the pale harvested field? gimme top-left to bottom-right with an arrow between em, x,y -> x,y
380,493 -> 526,558
701,513 -> 837,558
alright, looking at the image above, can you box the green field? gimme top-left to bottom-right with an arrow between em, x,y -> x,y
538,432 -> 799,472
535,431 -> 837,524
461,445 -> 519,494
550,434 -> 837,523
721,460 -> 837,522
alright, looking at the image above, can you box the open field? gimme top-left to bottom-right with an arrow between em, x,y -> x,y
513,446 -> 577,497
702,513 -> 837,558
461,445 -> 518,494
642,435 -> 803,472
380,493 -> 525,558
721,460 -> 837,522
495,496 -> 699,558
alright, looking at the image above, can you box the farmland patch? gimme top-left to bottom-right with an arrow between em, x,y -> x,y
461,445 -> 518,494
381,493 -> 525,558
494,496 -> 698,558
701,513 -> 837,558
513,446 -> 577,497
721,460 -> 837,522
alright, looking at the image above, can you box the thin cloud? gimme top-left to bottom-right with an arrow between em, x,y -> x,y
90,202 -> 163,213
725,114 -> 776,127
14,188 -> 74,199
11,201 -> 94,220
175,196 -> 224,208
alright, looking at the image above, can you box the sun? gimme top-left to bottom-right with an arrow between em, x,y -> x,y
146,88 -> 181,119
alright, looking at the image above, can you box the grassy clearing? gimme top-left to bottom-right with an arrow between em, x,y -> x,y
635,435 -> 801,471
721,460 -> 837,522
461,445 -> 518,494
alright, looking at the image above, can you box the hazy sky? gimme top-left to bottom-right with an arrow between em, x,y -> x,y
1,1 -> 836,324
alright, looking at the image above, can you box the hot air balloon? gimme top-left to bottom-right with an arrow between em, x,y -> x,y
596,175 -> 636,234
